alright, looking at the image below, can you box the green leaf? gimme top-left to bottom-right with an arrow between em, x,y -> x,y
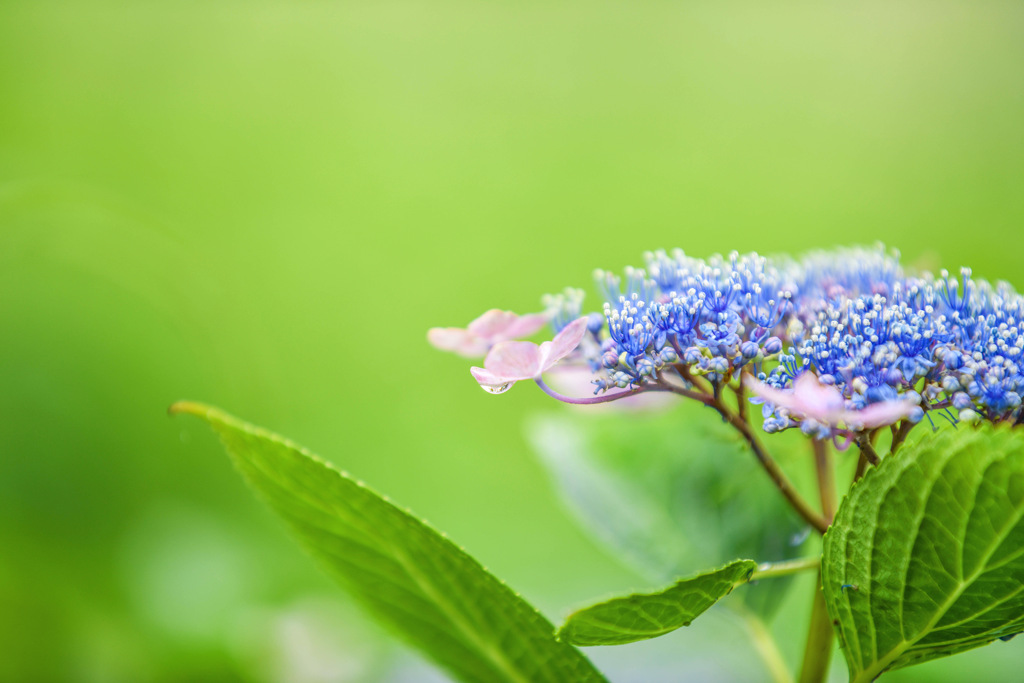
823,425 -> 1024,682
528,405 -> 812,617
558,559 -> 758,646
171,402 -> 608,683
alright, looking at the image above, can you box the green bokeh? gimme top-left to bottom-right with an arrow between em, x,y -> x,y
1,1 -> 1021,681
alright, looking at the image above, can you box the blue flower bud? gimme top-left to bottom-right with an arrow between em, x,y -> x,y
636,357 -> 657,377
740,341 -> 760,360
952,392 -> 973,410
944,351 -> 964,370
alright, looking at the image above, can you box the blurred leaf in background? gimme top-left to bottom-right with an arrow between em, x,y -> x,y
1,1 -> 1023,681
528,402 -> 813,617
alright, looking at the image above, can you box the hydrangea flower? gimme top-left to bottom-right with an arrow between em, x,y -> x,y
432,245 -> 1024,440
427,309 -> 548,358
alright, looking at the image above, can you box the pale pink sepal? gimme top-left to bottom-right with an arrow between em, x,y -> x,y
747,372 -> 916,430
846,400 -> 918,429
427,327 -> 492,357
471,318 -> 589,394
467,310 -> 548,340
428,309 -> 550,358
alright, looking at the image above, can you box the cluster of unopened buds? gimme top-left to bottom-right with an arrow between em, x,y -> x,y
430,246 -> 1024,456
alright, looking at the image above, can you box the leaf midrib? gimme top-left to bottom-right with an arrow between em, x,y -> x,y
388,542 -> 537,683
232,423 -> 545,683
572,613 -> 682,640
562,566 -> 750,644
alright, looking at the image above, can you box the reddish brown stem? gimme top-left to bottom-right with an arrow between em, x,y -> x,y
890,419 -> 915,455
852,451 -> 869,485
675,363 -> 713,395
718,402 -> 830,535
734,381 -> 748,422
856,436 -> 880,466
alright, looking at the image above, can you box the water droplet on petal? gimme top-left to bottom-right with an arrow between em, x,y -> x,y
482,382 -> 513,394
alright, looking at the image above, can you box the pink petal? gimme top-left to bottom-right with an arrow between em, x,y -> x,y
840,400 -> 916,429
537,318 -> 589,372
790,372 -> 846,421
502,313 -> 550,340
747,372 -> 845,423
467,309 -> 518,338
483,341 -> 543,380
749,372 -> 917,430
746,375 -> 799,410
427,327 -> 490,357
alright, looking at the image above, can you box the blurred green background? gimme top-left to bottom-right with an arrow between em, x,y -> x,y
1,1 -> 1022,681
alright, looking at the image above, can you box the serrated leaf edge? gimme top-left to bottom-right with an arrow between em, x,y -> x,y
171,401 -> 606,683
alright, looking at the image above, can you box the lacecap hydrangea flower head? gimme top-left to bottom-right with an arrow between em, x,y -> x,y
430,245 -> 1024,447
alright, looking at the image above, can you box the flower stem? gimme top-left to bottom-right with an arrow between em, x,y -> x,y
717,403 -> 830,535
855,435 -> 880,466
733,380 -> 748,421
751,556 -> 820,580
534,379 -> 666,405
812,439 -> 836,522
852,451 -> 869,485
676,363 -> 714,396
889,419 -> 915,454
658,380 -> 716,404
797,572 -> 835,683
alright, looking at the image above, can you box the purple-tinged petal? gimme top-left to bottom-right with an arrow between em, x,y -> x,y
537,317 -> 589,371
